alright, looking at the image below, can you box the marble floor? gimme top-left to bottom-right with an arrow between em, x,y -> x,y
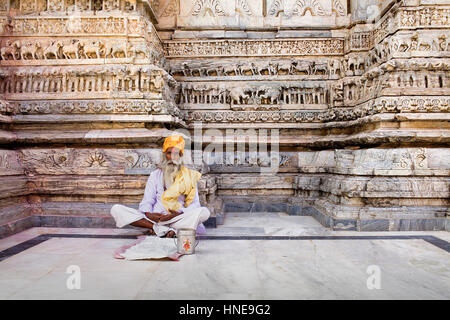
0,212 -> 449,300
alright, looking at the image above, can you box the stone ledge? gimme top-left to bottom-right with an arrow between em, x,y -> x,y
222,199 -> 450,232
0,214 -> 219,239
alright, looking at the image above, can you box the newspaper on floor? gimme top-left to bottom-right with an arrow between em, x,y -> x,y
114,236 -> 182,261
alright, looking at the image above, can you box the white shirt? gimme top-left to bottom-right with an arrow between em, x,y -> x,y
138,168 -> 201,215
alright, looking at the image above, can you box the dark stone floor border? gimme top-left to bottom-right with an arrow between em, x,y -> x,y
0,233 -> 448,262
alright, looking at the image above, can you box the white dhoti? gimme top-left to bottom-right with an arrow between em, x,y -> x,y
110,204 -> 210,237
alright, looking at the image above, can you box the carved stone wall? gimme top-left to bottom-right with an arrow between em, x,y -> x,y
0,0 -> 223,237
0,0 -> 449,235
159,0 -> 449,231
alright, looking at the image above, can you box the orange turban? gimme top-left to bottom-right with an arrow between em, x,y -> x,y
163,135 -> 185,154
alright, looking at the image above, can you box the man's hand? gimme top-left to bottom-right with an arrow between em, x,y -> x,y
145,212 -> 163,222
159,209 -> 182,222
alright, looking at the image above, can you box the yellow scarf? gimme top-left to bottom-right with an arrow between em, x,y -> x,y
161,166 -> 202,212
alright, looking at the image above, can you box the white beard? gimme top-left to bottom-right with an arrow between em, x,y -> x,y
159,156 -> 183,190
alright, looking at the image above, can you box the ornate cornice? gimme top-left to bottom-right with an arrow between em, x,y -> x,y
185,96 -> 450,124
164,38 -> 344,58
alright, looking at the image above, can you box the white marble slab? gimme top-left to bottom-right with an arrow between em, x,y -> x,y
0,234 -> 449,299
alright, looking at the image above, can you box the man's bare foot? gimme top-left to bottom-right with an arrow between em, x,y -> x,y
145,228 -> 156,236
165,230 -> 175,238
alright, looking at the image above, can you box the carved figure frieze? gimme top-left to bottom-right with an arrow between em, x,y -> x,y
178,82 -> 330,108
340,62 -> 449,105
348,32 -> 372,51
0,100 -> 10,114
170,59 -> 342,80
1,16 -> 147,36
0,65 -> 177,99
164,39 -> 344,57
399,7 -> 450,28
390,32 -> 450,54
342,33 -> 449,79
371,5 -> 450,46
0,0 -> 448,132
0,2 -> 8,11
185,96 -> 449,124
0,39 -> 158,62
7,0 -> 136,15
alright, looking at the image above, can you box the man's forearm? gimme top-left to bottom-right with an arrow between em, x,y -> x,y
145,212 -> 162,222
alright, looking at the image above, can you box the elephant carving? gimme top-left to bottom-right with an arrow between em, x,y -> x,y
259,86 -> 281,104
227,87 -> 251,105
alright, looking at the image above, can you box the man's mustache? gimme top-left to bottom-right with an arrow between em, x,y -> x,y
166,158 -> 182,165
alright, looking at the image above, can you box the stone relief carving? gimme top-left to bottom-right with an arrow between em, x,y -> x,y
236,0 -> 252,16
32,0 -> 136,14
10,100 -> 182,117
159,0 -> 178,17
20,0 -> 38,14
170,59 -> 341,79
349,32 -> 372,51
0,65 -> 176,98
0,154 -> 11,169
265,0 -> 346,17
0,2 -> 8,11
293,0 -> 325,16
3,16 -> 147,36
43,151 -> 70,169
0,41 -> 21,61
124,149 -> 163,174
268,0 -> 283,16
208,152 -> 292,168
19,148 -> 170,174
0,0 -> 448,231
391,32 -> 450,54
0,2 -> 448,126
0,100 -> 10,114
191,0 -> 225,16
179,82 -> 329,108
86,150 -> 109,167
369,5 -> 450,46
332,0 -> 345,16
185,96 -> 449,123
399,7 -> 450,28
0,38 -> 158,61
334,148 -> 431,172
164,39 -> 344,57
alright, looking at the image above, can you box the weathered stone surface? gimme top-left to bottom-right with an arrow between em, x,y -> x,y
0,0 -> 448,232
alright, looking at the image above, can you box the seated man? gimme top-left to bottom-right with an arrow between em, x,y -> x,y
110,135 -> 210,238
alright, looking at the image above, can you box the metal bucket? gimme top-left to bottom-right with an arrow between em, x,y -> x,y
174,228 -> 199,255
